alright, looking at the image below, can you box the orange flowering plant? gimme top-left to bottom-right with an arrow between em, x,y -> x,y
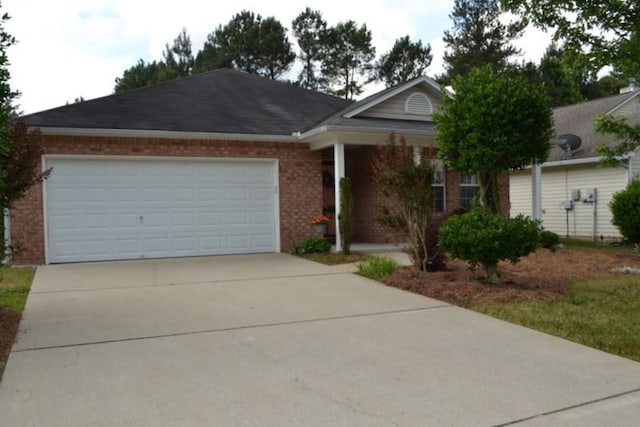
310,214 -> 331,225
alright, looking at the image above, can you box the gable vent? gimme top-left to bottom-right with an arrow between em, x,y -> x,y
405,92 -> 433,115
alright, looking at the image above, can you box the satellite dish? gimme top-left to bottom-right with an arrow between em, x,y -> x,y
557,134 -> 582,152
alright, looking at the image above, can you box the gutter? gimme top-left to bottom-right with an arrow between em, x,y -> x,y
298,125 -> 437,141
39,127 -> 301,143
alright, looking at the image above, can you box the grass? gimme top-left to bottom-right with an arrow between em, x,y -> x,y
560,238 -> 633,252
473,275 -> 640,362
0,266 -> 35,313
299,252 -> 367,265
356,255 -> 399,280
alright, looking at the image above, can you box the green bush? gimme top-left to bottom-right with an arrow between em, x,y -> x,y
439,208 -> 542,284
356,256 -> 399,280
610,176 -> 640,243
296,237 -> 331,254
540,230 -> 561,251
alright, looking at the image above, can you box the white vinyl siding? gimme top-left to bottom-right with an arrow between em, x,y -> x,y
45,157 -> 278,263
359,88 -> 440,121
510,165 -> 626,238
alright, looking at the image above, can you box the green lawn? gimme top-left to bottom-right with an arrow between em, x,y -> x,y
299,252 -> 367,265
474,275 -> 640,362
0,266 -> 35,313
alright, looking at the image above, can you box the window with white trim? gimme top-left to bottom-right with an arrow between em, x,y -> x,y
433,161 -> 445,212
459,172 -> 479,209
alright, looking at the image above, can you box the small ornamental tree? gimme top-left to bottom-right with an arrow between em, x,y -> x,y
0,120 -> 52,259
439,207 -> 542,284
338,177 -> 354,255
372,132 -> 438,271
609,175 -> 640,243
434,65 -> 553,214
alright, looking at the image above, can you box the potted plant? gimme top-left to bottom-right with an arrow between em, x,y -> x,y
310,214 -> 331,235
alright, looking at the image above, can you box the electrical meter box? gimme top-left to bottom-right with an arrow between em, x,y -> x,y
571,189 -> 581,201
583,188 -> 597,203
562,199 -> 574,210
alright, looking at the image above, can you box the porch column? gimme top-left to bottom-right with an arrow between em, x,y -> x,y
334,142 -> 345,252
532,163 -> 542,220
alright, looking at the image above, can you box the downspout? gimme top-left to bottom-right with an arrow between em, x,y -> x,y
592,189 -> 597,242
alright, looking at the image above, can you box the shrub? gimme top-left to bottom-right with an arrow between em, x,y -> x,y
439,208 -> 542,284
610,176 -> 640,243
356,256 -> 399,280
296,237 -> 331,254
411,208 -> 467,271
540,230 -> 561,252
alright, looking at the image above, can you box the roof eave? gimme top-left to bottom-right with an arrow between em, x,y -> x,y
38,127 -> 301,143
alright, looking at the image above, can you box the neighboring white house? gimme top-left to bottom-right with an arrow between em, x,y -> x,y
510,86 -> 640,240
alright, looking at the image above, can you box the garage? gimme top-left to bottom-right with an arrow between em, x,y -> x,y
44,157 -> 278,263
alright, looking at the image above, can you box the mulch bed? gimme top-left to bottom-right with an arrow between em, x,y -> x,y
384,248 -> 640,306
0,308 -> 21,376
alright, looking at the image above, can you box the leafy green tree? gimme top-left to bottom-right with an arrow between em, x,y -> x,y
537,43 -> 583,106
374,36 -> 432,87
502,0 -> 639,69
114,59 -> 168,93
292,8 -> 327,90
439,207 -> 542,284
609,175 -> 640,243
372,133 -> 438,272
163,28 -> 194,77
320,20 -> 375,99
595,115 -> 640,166
441,0 -> 524,83
434,65 -> 553,214
197,10 -> 295,79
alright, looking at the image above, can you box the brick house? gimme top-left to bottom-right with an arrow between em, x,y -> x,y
14,69 -> 493,264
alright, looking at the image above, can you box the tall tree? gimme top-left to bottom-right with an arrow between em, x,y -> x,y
197,10 -> 295,79
374,36 -> 433,87
537,43 -> 583,107
502,0 -> 639,69
291,8 -> 327,90
163,28 -> 194,77
434,65 -> 553,214
442,0 -> 524,82
114,59 -> 167,93
320,20 -> 376,99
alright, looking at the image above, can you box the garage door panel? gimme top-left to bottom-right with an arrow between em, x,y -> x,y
46,158 -> 277,263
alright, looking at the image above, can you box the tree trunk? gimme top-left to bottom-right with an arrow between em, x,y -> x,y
483,263 -> 501,285
478,171 -> 501,214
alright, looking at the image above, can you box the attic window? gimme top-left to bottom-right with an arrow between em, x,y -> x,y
405,92 -> 433,115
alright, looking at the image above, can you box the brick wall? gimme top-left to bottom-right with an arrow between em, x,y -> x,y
10,135 -> 322,264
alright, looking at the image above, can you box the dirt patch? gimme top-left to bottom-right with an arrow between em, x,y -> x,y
0,308 -> 21,377
384,248 -> 640,306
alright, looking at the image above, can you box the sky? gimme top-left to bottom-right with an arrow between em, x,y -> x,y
4,0 -> 551,115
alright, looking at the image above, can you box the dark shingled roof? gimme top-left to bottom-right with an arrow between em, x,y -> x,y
549,91 -> 640,162
22,69 -> 353,135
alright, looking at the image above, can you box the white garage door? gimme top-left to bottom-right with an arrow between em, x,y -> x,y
45,157 -> 278,263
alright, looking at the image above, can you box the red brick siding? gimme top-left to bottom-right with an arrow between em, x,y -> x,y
10,135 -> 321,264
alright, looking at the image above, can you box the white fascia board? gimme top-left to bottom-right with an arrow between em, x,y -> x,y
605,91 -> 640,115
39,127 -> 301,143
343,76 -> 442,119
300,125 -> 436,141
518,155 -> 631,170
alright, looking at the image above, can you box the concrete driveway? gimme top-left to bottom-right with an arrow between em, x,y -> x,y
1,253 -> 639,426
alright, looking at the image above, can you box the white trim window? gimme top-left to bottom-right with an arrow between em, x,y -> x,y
433,161 -> 445,212
459,172 -> 479,209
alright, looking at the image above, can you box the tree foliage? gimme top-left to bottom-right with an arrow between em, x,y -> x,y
502,0 -> 640,69
320,20 -> 375,99
434,65 -> 553,214
372,133 -> 439,272
439,207 -> 542,284
291,8 -> 327,90
609,175 -> 640,243
441,0 -> 524,82
197,11 -> 295,79
163,28 -> 194,77
536,43 -> 583,107
0,121 -> 52,259
595,115 -> 640,166
374,36 -> 432,87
